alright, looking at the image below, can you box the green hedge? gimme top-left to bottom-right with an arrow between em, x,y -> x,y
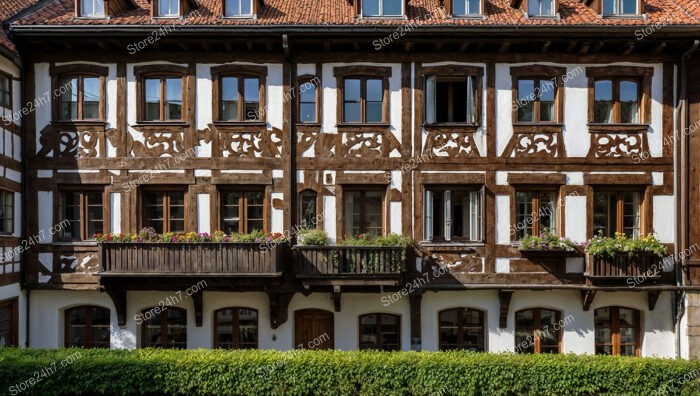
1,348 -> 699,395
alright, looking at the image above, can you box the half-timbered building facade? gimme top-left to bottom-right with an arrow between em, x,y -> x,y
1,0 -> 700,356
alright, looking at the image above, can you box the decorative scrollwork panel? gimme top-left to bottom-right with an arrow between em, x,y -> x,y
217,127 -> 282,158
588,133 -> 648,159
502,132 -> 563,158
37,124 -> 110,158
423,131 -> 481,158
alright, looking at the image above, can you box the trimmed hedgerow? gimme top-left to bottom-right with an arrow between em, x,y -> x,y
0,348 -> 699,395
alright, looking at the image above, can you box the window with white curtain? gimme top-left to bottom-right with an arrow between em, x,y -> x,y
424,187 -> 483,242
157,0 -> 179,17
425,75 -> 477,124
80,0 -> 105,17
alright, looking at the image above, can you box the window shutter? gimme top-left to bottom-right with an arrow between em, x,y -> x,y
466,75 -> 476,124
425,76 -> 436,124
444,190 -> 452,241
469,190 -> 481,242
424,189 -> 433,241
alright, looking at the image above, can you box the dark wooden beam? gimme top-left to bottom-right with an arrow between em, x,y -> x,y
224,42 -> 232,52
458,42 -> 469,52
498,290 -> 513,328
103,288 -> 127,328
332,285 -> 341,312
324,41 -> 331,52
200,42 -> 211,51
651,41 -> 667,56
353,41 -> 361,51
95,41 -> 109,51
541,40 -> 551,53
409,292 -> 423,351
178,42 -> 190,51
247,41 -> 255,52
265,42 -> 274,52
581,290 -> 596,311
579,41 -> 590,55
622,42 -> 635,55
592,41 -> 605,53
648,291 -> 661,311
434,42 -> 444,52
565,41 -> 577,53
268,291 -> 294,329
192,290 -> 203,327
499,42 -> 511,54
404,41 -> 414,52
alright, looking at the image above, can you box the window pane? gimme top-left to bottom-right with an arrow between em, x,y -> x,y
245,191 -> 264,233
159,0 -> 178,16
366,79 -> 382,102
382,0 -> 402,15
622,192 -> 640,237
300,191 -> 317,228
169,191 -> 185,233
541,0 -> 553,15
83,77 -> 100,119
165,78 -> 182,120
94,0 -> 104,15
222,192 -> 241,234
215,309 -> 234,348
61,192 -> 81,239
528,0 -> 540,15
620,81 -> 640,124
365,191 -> 383,237
221,77 -> 238,121
0,76 -> 9,108
344,79 -> 361,123
593,192 -> 613,237
225,0 -> 240,16
66,307 -> 87,347
238,308 -> 258,348
241,0 -> 252,14
86,192 -> 103,237
621,0 -> 636,14
362,0 -> 380,15
344,191 -> 362,237
517,80 -> 535,122
594,80 -> 614,123
60,78 -> 79,120
538,192 -> 556,233
539,80 -> 556,122
619,308 -> 637,326
243,78 -> 260,120
453,0 -> 466,15
144,78 -> 161,121
515,192 -> 533,239
299,82 -> 317,123
81,0 -> 94,16
603,0 -> 615,14
144,192 -> 164,233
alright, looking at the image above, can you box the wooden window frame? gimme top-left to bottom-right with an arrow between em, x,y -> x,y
423,185 -> 484,243
510,65 -> 565,128
222,0 -> 258,18
513,188 -> 560,240
0,298 -> 18,347
0,71 -> 11,110
140,187 -> 188,234
218,187 -> 269,234
592,189 -> 643,237
64,305 -> 111,348
438,307 -> 485,351
422,65 -> 484,127
0,189 -> 13,235
515,308 -> 562,354
75,0 -> 107,18
212,307 -> 259,349
140,306 -> 187,348
299,189 -> 320,229
50,64 -> 108,123
152,0 -> 184,17
341,187 -> 386,238
58,187 -> 105,241
134,65 -> 188,123
358,313 -> 401,351
594,306 -> 641,357
586,66 -> 653,129
599,0 -> 641,16
297,75 -> 321,125
334,66 -> 391,125
211,65 -> 267,124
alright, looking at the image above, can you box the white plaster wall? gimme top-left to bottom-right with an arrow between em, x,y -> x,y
195,64 -> 213,157
0,283 -> 26,347
110,193 -> 122,234
565,195 -> 587,243
653,195 -> 675,243
270,192 -> 284,233
563,66 -> 590,157
197,193 -> 210,233
323,195 -> 337,243
495,195 -> 511,244
34,63 -> 51,153
37,191 -> 53,244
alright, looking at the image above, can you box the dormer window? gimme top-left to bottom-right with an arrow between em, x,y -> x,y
452,0 -> 482,16
157,0 -> 180,17
528,0 -> 554,16
80,0 -> 105,17
362,0 -> 403,17
603,0 -> 637,15
225,0 -> 254,17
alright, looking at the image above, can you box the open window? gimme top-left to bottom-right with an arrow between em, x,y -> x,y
424,66 -> 483,126
423,186 -> 483,242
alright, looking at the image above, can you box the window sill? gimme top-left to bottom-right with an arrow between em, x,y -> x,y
512,123 -> 563,133
296,122 -> 322,127
600,14 -> 645,20
359,15 -> 406,20
336,123 -> 391,129
52,120 -> 106,127
213,121 -> 266,127
132,121 -> 189,128
424,123 -> 481,128
587,124 -> 649,133
74,15 -> 109,20
221,14 -> 257,19
53,241 -> 99,247
526,14 -> 560,20
451,15 -> 487,20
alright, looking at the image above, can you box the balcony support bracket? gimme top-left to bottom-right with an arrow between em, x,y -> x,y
103,288 -> 127,328
648,291 -> 661,311
581,290 -> 596,311
332,286 -> 341,312
498,290 -> 514,329
269,291 -> 295,329
192,291 -> 203,327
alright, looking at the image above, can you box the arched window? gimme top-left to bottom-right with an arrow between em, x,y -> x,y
515,308 -> 561,354
439,308 -> 485,351
595,307 -> 640,356
65,305 -> 110,348
141,307 -> 187,349
359,313 -> 400,351
299,190 -> 318,228
213,307 -> 258,349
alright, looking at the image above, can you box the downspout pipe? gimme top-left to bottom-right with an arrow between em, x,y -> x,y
675,39 -> 699,358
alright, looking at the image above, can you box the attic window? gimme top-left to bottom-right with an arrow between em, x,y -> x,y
528,0 -> 554,16
452,0 -> 482,16
79,0 -> 106,17
603,0 -> 637,15
225,0 -> 254,17
362,0 -> 403,17
157,0 -> 180,17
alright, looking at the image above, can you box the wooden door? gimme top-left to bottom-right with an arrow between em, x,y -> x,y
294,309 -> 334,350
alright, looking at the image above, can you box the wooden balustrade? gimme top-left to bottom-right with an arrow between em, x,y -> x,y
293,246 -> 407,277
586,252 -> 662,281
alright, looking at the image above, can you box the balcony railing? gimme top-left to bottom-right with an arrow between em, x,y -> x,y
100,243 -> 283,276
293,246 -> 407,278
586,251 -> 662,281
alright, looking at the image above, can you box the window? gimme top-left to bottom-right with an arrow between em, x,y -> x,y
219,76 -> 261,121
0,74 -> 10,109
343,189 -> 383,237
64,306 -> 110,348
528,0 -> 554,16
602,0 -> 637,15
595,307 -> 640,356
0,190 -> 13,234
141,307 -> 187,348
423,187 -> 482,242
224,0 -> 253,17
359,313 -> 400,351
142,190 -> 185,234
0,298 -> 18,347
515,191 -> 557,239
452,0 -> 481,15
362,0 -> 403,16
157,0 -> 179,16
59,76 -> 101,121
515,308 -> 561,354
80,0 -> 105,17
342,78 -> 384,123
143,76 -> 183,121
60,190 -> 103,240
594,79 -> 640,124
299,190 -> 318,228
425,76 -> 478,124
439,308 -> 485,351
220,190 -> 265,234
516,79 -> 557,123
593,191 -> 641,237
299,79 -> 319,123
213,307 -> 258,349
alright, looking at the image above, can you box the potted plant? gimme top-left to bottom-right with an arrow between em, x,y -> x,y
518,228 -> 583,257
585,232 -> 666,279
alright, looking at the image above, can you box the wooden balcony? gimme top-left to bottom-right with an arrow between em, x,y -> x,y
585,252 -> 662,282
100,243 -> 284,277
293,246 -> 407,281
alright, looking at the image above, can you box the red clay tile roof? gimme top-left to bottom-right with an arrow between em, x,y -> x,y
11,0 -> 700,28
0,0 -> 42,56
